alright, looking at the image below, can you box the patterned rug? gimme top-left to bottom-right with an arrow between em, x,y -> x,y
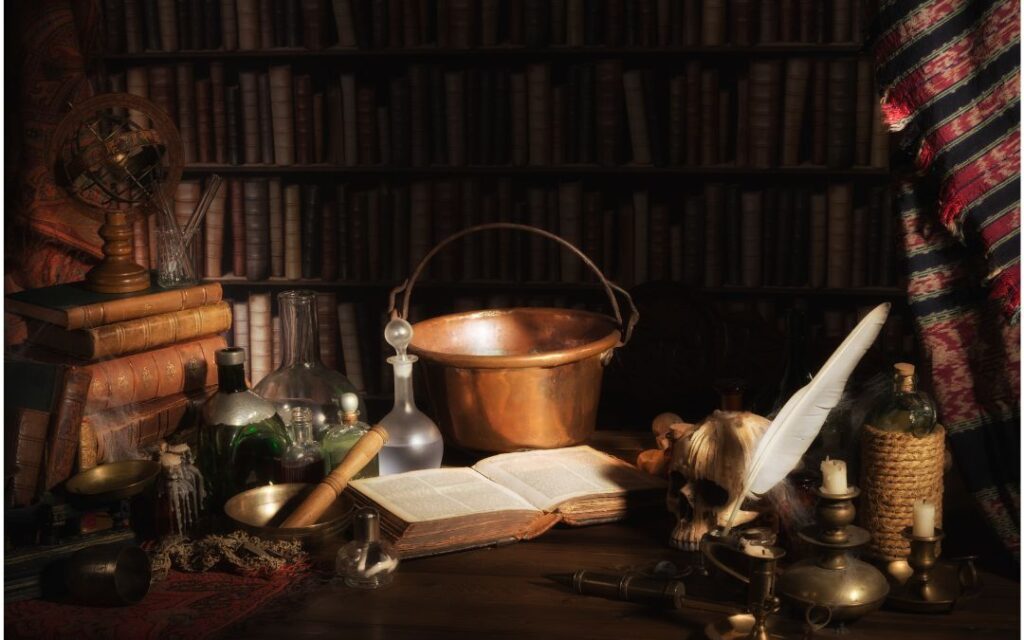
4,567 -> 312,639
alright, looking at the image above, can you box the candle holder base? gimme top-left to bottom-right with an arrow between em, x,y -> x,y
885,528 -> 980,614
705,613 -> 807,640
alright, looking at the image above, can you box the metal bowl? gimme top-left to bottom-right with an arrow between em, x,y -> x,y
224,483 -> 352,548
65,460 -> 162,505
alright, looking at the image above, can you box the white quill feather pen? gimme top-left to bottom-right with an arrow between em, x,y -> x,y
724,302 -> 891,533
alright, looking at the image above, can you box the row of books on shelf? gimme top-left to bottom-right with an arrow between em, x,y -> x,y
139,177 -> 901,290
105,55 -> 888,169
103,0 -> 867,54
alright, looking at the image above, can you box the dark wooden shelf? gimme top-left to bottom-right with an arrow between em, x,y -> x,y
101,43 -> 866,62
181,163 -> 891,178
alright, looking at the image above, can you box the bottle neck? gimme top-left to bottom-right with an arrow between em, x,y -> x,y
342,411 -> 360,426
896,374 -> 916,394
390,356 -> 417,412
217,363 -> 249,393
293,421 -> 314,445
281,293 -> 322,367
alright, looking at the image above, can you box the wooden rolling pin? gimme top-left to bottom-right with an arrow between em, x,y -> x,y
280,425 -> 389,528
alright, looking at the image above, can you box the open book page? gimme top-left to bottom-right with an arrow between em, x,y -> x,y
471,445 -> 666,512
349,468 -> 540,523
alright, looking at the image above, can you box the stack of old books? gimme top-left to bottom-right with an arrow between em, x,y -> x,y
5,280 -> 230,507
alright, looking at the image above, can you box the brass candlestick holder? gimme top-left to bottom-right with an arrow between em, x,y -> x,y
777,487 -> 889,627
886,527 -> 981,613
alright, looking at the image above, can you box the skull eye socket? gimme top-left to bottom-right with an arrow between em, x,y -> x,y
693,479 -> 730,507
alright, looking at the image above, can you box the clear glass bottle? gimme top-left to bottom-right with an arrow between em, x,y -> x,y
322,393 -> 379,478
336,507 -> 399,589
254,290 -> 365,440
281,407 -> 325,484
377,319 -> 443,475
869,363 -> 938,437
199,347 -> 291,511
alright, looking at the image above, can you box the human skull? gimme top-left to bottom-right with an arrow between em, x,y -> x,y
665,411 -> 771,551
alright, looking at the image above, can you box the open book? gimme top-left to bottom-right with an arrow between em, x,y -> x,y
347,446 -> 666,558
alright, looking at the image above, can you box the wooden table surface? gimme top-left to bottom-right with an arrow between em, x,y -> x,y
228,432 -> 1020,640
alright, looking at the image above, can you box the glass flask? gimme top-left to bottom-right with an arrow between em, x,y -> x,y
868,362 -> 938,437
322,392 -> 379,478
254,290 -> 365,440
336,507 -> 399,589
199,347 -> 291,511
377,318 -> 443,475
281,407 -> 325,484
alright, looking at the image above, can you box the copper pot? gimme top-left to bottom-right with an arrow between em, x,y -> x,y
389,223 -> 638,453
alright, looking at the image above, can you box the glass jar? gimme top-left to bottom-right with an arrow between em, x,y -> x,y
199,347 -> 291,511
868,362 -> 938,437
322,393 -> 378,478
254,290 -> 365,440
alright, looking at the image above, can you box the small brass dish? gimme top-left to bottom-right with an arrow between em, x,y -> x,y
224,483 -> 352,548
65,460 -> 162,504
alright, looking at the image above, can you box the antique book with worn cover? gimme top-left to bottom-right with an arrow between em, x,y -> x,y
347,446 -> 665,558
11,408 -> 51,506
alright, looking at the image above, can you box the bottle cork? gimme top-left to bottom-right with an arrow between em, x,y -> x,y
894,362 -> 915,376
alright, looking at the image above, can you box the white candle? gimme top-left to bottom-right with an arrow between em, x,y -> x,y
913,499 -> 936,537
820,457 -> 848,495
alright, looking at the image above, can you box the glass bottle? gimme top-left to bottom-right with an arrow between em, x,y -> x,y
377,319 -> 443,475
199,347 -> 291,511
869,363 -> 938,437
322,392 -> 379,478
281,407 -> 325,484
336,507 -> 399,589
254,290 -> 365,440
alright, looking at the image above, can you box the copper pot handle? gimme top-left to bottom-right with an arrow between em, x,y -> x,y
388,223 -> 639,347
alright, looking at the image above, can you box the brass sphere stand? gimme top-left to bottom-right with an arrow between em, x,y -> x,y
777,487 -> 890,628
885,527 -> 981,613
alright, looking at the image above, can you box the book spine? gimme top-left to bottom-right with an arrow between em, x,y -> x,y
700,68 -> 719,165
220,0 -> 238,49
780,58 -> 810,165
43,368 -> 92,490
701,0 -> 725,44
557,182 -> 583,282
357,86 -> 379,164
230,178 -> 246,276
622,70 -> 651,165
340,73 -> 359,166
244,178 -> 271,280
284,184 -> 302,279
259,0 -> 274,47
703,183 -> 723,287
272,316 -> 282,369
444,70 -> 466,166
826,183 -> 852,287
294,74 -> 314,164
269,65 -> 296,165
225,84 -> 241,165
210,63 -> 227,163
237,0 -> 261,50
239,71 -> 261,164
157,0 -> 179,50
595,59 -> 623,166
268,178 -> 284,277
740,190 -> 763,286
682,195 -> 703,285
854,57 -> 873,166
337,302 -> 365,390
124,0 -> 143,52
302,0 -> 325,48
317,292 -> 339,369
132,216 -> 151,271
315,92 -> 327,162
258,72 -> 274,163
204,180 -> 227,277
510,72 -> 528,166
104,0 -> 126,53
195,78 -> 213,162
148,65 -> 177,122
527,63 -> 551,166
810,59 -> 828,165
12,408 -> 50,506
232,301 -> 251,374
826,59 -> 854,168
248,293 -> 272,385
322,200 -> 339,280
684,60 -> 700,164
809,191 -> 827,287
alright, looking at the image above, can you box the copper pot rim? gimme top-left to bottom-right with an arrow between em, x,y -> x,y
409,307 -> 622,369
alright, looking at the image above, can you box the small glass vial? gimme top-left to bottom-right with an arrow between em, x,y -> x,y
322,393 -> 379,478
336,507 -> 399,589
869,363 -> 938,437
281,407 -> 325,483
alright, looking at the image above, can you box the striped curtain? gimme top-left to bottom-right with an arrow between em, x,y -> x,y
872,0 -> 1020,556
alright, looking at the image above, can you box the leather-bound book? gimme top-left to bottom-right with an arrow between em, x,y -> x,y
315,92 -> 326,162
39,368 -> 91,490
156,0 -> 178,50
831,0 -> 850,42
175,1 -> 189,49
826,183 -> 852,287
775,189 -> 793,284
434,181 -> 457,280
337,303 -> 365,390
301,185 -> 322,278
669,74 -> 685,165
124,0 -> 143,52
232,301 -> 251,372
703,183 -> 723,287
225,84 -> 242,165
551,85 -> 565,166
464,69 -> 479,165
580,191 -> 602,279
340,74 -> 359,166
780,58 -> 810,165
761,189 -> 776,285
864,188 -> 880,285
577,64 -> 594,164
272,316 -> 282,369
244,178 -> 271,280
196,78 -> 213,162
333,0 -> 357,46
239,71 -> 261,164
316,292 -> 338,370
402,0 -> 421,45
557,182 -> 583,282
616,199 -> 635,286
525,187 -> 546,281
390,75 -> 410,166
348,191 -> 367,279
851,204 -> 867,287
204,178 -> 226,276
623,70 -> 651,165
294,74 -> 313,164
510,72 -> 528,166
237,0 -> 260,49
269,178 -> 284,277
523,0 -> 547,46
724,188 -> 742,285
809,191 -> 827,287
810,59 -> 827,164
605,0 -> 623,45
204,0 -> 220,48
269,65 -> 296,165
321,200 -> 338,280
717,87 -> 730,163
798,0 -> 816,42
550,0 -> 567,45
79,389 -> 212,470
680,0 -> 698,45
584,0 -> 602,45
284,184 -> 302,279
11,408 -> 50,506
176,63 -> 197,162
357,86 -> 378,165
148,65 -> 177,122
759,0 -> 778,42
211,62 -> 227,163
854,58 -> 873,166
230,178 -> 246,276
779,0 -> 796,41
701,0 -> 725,44
789,189 -> 809,285
132,216 -> 150,270
595,59 -> 623,167
740,190 -> 763,286
730,0 -> 753,44
258,73 -> 274,163
564,67 -> 579,164
527,69 -> 554,159
684,60 -> 701,165
328,85 -> 344,164
301,0 -> 326,48
104,0 -> 126,53
189,0 -> 205,48
735,71 -> 749,165
458,180 -> 478,278
878,189 -> 894,286
126,67 -> 150,128
26,303 -> 233,361
748,60 -> 781,167
826,59 -> 855,168
648,202 -> 670,281
285,0 -> 303,46
449,0 -> 473,48
391,185 -> 409,279
444,70 -> 465,166
248,293 -> 272,385
220,0 -> 238,49
273,0 -> 287,45
700,69 -> 719,165
335,187 -> 349,279
388,0 -> 402,47
409,181 -> 432,269
377,103 -> 392,163
407,66 -> 427,166
480,0 -> 499,45
429,67 -> 447,164
682,195 -> 703,285
493,70 -> 510,164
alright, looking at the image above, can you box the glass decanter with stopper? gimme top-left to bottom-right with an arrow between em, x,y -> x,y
199,348 -> 290,511
322,392 -> 379,478
281,407 -> 325,484
377,318 -> 443,475
868,362 -> 938,437
254,290 -> 365,440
